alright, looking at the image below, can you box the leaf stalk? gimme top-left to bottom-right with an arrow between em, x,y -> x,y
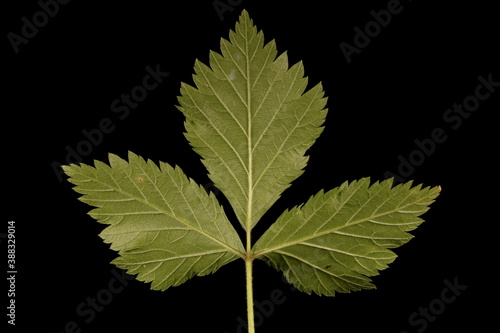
245,257 -> 255,333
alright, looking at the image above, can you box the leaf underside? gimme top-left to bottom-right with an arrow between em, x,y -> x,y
63,152 -> 244,291
253,178 -> 440,296
177,10 -> 328,230
63,10 -> 440,297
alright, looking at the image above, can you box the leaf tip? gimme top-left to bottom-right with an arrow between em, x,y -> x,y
61,164 -> 74,172
61,163 -> 81,178
239,9 -> 250,20
431,185 -> 442,198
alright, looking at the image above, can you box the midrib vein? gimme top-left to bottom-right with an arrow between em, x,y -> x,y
253,190 -> 427,257
82,170 -> 244,258
245,23 -> 253,247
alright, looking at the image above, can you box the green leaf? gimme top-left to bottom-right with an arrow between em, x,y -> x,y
253,178 -> 440,296
63,11 -> 441,332
63,152 -> 244,291
177,10 -> 328,230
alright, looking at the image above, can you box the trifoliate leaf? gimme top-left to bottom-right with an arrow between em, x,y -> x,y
177,10 -> 328,230
253,178 -> 440,296
63,12 -> 441,332
63,152 -> 245,290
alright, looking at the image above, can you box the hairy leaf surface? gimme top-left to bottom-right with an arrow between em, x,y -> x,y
253,178 -> 440,296
177,10 -> 328,230
63,152 -> 244,290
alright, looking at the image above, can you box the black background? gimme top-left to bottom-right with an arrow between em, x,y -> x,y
4,0 -> 498,332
